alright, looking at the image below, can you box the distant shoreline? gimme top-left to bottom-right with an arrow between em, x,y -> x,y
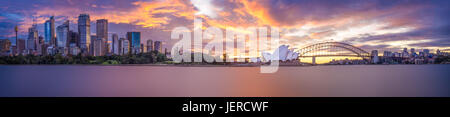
0,63 -> 448,67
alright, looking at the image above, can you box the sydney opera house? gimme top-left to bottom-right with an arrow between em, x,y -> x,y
260,45 -> 299,62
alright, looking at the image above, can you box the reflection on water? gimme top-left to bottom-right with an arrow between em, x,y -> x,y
0,65 -> 449,97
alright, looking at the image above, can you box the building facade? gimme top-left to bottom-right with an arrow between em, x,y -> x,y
112,34 -> 119,55
154,41 -> 162,53
120,38 -> 129,55
78,14 -> 91,55
0,39 -> 11,55
56,20 -> 69,48
126,32 -> 141,54
27,24 -> 38,52
96,19 -> 108,55
146,39 -> 153,52
44,16 -> 55,45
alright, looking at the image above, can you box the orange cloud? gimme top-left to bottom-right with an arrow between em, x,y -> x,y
19,0 -> 197,31
236,0 -> 279,26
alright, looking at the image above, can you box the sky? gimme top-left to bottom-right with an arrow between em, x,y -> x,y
0,0 -> 449,55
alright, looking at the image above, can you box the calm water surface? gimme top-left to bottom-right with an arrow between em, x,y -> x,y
0,65 -> 449,97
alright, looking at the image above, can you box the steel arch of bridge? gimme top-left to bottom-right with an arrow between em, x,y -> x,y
296,42 -> 370,59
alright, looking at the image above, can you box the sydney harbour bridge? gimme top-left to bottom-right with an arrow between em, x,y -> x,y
294,42 -> 371,64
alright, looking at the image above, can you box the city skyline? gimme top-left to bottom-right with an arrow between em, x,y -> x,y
0,0 -> 449,54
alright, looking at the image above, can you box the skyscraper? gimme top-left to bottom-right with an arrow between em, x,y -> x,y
154,41 -> 162,53
27,23 -> 38,51
118,38 -> 125,55
0,39 -> 11,55
147,39 -> 153,52
56,20 -> 69,48
120,38 -> 129,55
96,19 -> 108,55
90,35 -> 96,56
112,34 -> 119,55
17,39 -> 26,54
44,16 -> 56,46
94,38 -> 105,56
36,36 -> 43,55
78,14 -> 91,55
371,50 -> 379,64
69,31 -> 79,47
96,19 -> 108,41
126,32 -> 141,54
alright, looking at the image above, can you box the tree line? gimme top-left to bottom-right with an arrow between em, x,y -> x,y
0,51 -> 168,65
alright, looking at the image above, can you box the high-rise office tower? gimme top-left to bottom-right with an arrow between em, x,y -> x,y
120,38 -> 129,55
146,40 -> 153,52
96,19 -> 108,41
27,23 -> 38,51
112,34 -> 119,55
78,14 -> 91,55
90,35 -> 96,56
44,16 -> 55,45
94,38 -> 104,56
154,41 -> 162,53
126,32 -> 141,54
17,39 -> 26,54
96,19 -> 108,55
118,38 -> 125,55
56,20 -> 69,48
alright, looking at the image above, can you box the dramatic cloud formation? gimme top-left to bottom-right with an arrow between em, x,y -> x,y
0,0 -> 449,53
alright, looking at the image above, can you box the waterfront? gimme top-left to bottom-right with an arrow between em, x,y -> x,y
0,64 -> 449,97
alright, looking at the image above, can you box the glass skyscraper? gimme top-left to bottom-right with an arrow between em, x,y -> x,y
78,14 -> 91,54
27,24 -> 38,50
56,20 -> 69,48
126,32 -> 141,54
44,16 -> 55,45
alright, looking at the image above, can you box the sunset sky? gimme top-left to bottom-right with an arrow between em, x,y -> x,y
0,0 -> 449,54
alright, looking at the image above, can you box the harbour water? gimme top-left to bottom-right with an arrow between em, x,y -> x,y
0,64 -> 449,97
